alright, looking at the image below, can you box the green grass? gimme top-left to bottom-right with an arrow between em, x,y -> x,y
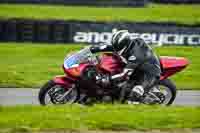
0,42 -> 199,89
0,43 -> 83,88
0,4 -> 200,25
0,105 -> 200,131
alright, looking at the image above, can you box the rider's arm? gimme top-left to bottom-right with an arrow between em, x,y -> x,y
111,55 -> 139,81
90,43 -> 114,53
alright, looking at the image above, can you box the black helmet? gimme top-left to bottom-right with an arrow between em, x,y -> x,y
111,30 -> 131,51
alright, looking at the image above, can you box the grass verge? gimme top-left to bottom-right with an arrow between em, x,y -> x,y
0,104 -> 200,131
0,42 -> 199,89
0,4 -> 200,25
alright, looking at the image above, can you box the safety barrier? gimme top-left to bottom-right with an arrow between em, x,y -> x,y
0,0 -> 148,7
151,0 -> 200,4
0,19 -> 200,46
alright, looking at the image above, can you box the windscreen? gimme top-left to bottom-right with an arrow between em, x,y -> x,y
64,47 -> 97,69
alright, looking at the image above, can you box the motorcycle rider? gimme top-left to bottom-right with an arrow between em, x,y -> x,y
88,30 -> 161,103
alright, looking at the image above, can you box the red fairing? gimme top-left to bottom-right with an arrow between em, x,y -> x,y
53,75 -> 75,88
98,53 -> 124,75
54,64 -> 91,89
63,64 -> 91,78
160,56 -> 189,80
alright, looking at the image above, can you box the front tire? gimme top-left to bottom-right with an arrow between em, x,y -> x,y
38,80 -> 79,105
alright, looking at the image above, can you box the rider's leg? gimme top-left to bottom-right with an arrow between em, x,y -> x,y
129,71 -> 159,101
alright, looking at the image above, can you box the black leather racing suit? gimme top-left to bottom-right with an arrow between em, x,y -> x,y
90,38 -> 161,93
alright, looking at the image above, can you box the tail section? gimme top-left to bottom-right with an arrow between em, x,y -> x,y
159,56 -> 189,80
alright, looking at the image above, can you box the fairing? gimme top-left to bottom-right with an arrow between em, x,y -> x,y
98,53 -> 124,75
54,64 -> 93,90
63,64 -> 91,78
61,54 -> 188,84
53,75 -> 75,88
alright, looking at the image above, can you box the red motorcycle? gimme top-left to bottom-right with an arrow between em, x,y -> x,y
39,46 -> 189,105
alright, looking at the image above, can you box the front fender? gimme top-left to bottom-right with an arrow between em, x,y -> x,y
53,75 -> 76,88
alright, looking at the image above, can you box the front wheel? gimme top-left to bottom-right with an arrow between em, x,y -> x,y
38,80 -> 79,105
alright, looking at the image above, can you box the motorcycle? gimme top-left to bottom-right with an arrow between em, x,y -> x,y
38,46 -> 189,105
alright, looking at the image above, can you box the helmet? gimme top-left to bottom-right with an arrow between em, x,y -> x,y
111,30 -> 131,51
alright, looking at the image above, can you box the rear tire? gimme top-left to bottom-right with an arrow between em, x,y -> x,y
159,79 -> 177,105
38,80 -> 79,105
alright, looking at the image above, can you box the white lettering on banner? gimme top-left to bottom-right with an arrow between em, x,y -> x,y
188,35 -> 200,45
74,31 -> 113,43
73,32 -> 87,43
73,28 -> 200,46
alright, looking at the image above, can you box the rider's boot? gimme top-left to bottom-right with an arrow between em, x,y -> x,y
127,85 -> 144,104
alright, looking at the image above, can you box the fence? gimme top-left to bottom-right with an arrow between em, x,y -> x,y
1,19 -> 200,46
0,0 -> 148,7
151,0 -> 200,4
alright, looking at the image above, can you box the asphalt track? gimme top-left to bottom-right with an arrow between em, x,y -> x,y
0,88 -> 200,106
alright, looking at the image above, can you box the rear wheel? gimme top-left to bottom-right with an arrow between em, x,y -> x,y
153,79 -> 177,105
38,80 -> 79,105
